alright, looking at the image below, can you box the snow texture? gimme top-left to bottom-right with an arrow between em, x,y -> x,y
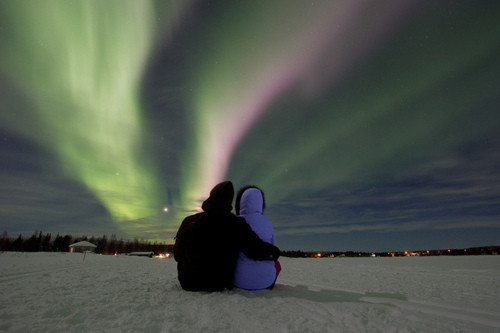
0,252 -> 499,332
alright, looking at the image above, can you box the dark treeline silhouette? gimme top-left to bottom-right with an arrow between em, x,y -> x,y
0,231 -> 173,255
282,246 -> 500,258
4,231 -> 497,257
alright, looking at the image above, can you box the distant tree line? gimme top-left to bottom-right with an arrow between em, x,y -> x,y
0,231 -> 173,255
282,246 -> 500,258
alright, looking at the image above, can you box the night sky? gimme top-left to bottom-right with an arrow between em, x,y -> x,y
1,0 -> 499,252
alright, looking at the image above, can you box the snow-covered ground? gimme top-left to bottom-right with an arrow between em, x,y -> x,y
0,252 -> 499,332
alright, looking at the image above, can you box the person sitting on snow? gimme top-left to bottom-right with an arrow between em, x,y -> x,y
233,186 -> 281,290
174,181 -> 280,292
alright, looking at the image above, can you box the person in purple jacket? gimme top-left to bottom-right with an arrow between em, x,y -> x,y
233,185 -> 281,290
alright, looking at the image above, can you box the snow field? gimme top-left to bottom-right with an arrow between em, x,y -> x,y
0,252 -> 499,332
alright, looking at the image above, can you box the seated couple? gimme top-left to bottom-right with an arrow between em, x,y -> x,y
173,181 -> 281,292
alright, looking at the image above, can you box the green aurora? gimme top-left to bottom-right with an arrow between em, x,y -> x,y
0,0 -> 190,238
1,1 -> 500,249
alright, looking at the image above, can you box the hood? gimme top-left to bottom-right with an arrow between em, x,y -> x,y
239,188 -> 263,215
201,181 -> 234,213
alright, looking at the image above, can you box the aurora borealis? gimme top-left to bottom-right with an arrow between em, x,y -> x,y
1,0 -> 500,251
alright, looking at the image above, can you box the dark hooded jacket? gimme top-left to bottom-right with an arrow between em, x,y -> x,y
173,181 -> 280,291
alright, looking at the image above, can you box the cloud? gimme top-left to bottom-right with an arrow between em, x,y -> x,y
0,171 -> 116,235
268,140 -> 500,236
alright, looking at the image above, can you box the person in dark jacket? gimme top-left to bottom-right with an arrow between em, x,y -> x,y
174,181 -> 280,292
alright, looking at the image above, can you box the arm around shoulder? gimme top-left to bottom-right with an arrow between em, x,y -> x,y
235,217 -> 280,261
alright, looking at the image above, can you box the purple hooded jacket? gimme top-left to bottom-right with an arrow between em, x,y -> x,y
233,188 -> 277,290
